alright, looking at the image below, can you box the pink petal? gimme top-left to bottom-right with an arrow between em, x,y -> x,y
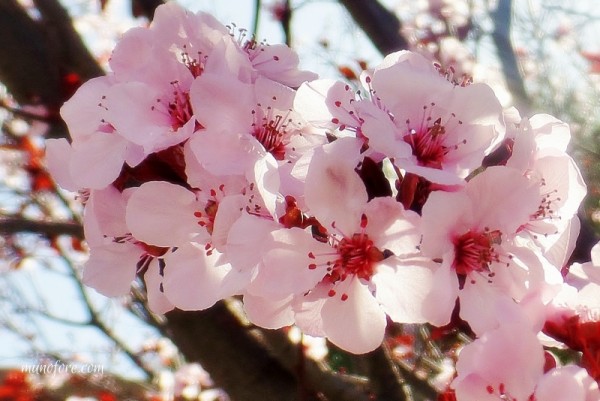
421,259 -> 458,326
243,293 -> 295,329
294,79 -> 359,129
45,138 -> 78,191
162,244 -> 232,310
145,261 -> 175,314
535,366 -> 593,401
247,227 -> 329,299
226,212 -> 279,273
249,153 -> 280,218
188,130 -> 259,176
126,181 -> 202,247
189,71 -> 254,131
249,43 -> 317,87
465,166 -> 539,234
363,197 -> 421,256
421,191 -> 473,258
321,276 -> 387,354
304,138 -> 367,233
60,76 -> 113,141
70,133 -> 127,189
211,194 -> 246,250
292,284 -> 328,337
373,257 -> 435,324
530,114 -> 571,152
82,242 -> 139,297
85,186 -> 129,239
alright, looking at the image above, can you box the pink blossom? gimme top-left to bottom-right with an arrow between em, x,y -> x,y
420,166 -> 563,332
123,179 -> 257,310
48,76 -> 142,190
506,114 -> 586,253
142,2 -> 315,87
293,51 -> 504,186
452,323 -> 545,401
239,139 -> 436,353
534,366 -> 600,401
80,186 -> 174,313
363,51 -> 504,184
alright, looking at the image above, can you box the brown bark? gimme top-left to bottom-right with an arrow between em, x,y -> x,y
338,0 -> 409,54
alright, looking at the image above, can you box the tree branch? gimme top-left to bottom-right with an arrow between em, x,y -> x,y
60,255 -> 155,379
338,0 -> 409,55
257,327 -> 371,401
32,0 -> 104,81
491,0 -> 532,114
0,217 -> 83,239
131,0 -> 164,20
165,303 -> 300,401
365,344 -> 408,401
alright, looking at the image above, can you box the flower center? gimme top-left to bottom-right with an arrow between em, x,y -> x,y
330,233 -> 384,282
403,116 -> 447,168
252,107 -> 292,160
228,24 -> 266,63
452,229 -> 502,276
530,179 -> 560,223
180,48 -> 206,78
193,186 -> 225,236
167,85 -> 193,130
323,215 -> 385,285
402,103 -> 465,169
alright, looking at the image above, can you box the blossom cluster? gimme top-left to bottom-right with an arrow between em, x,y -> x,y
46,2 -> 600,399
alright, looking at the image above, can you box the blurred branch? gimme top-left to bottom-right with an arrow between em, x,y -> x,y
365,345 -> 408,401
166,303 -> 300,401
0,0 -> 62,107
0,217 -> 83,239
62,255 -> 154,380
396,360 -> 440,400
0,0 -> 102,107
252,0 -> 261,39
281,0 -> 292,47
491,0 -> 532,114
32,0 -> 104,81
257,327 -> 371,401
131,0 -> 164,19
338,0 -> 409,54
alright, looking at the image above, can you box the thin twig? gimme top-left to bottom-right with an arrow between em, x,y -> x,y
61,254 -> 154,379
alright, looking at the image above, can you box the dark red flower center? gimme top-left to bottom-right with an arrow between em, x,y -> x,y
452,229 -> 502,276
403,117 -> 447,169
323,215 -> 385,286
